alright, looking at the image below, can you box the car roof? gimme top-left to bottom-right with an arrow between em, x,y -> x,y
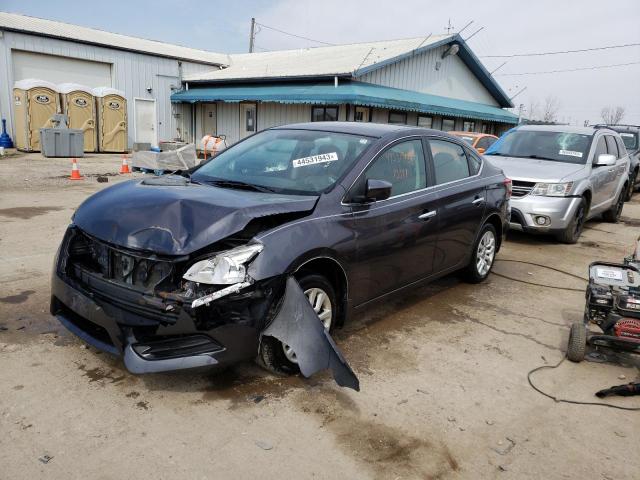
272,121 -> 433,138
450,131 -> 497,138
601,125 -> 640,134
515,124 -> 613,136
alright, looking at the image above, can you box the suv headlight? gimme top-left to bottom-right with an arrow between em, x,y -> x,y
183,243 -> 263,285
531,182 -> 573,197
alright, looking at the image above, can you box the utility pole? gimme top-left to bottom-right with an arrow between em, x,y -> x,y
249,17 -> 256,53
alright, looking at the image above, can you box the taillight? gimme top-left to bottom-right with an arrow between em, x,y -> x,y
503,178 -> 512,200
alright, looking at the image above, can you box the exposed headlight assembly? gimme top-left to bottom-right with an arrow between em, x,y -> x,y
531,182 -> 573,197
183,243 -> 263,285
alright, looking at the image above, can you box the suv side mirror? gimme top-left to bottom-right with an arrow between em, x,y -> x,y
594,153 -> 616,167
365,179 -> 392,202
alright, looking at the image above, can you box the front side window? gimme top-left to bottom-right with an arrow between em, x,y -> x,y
388,111 -> 407,125
605,135 -> 619,158
442,118 -> 455,132
615,136 -> 628,157
429,139 -> 470,184
593,136 -> 607,161
312,106 -> 339,122
485,130 -> 592,165
362,139 -> 427,197
192,129 -> 372,195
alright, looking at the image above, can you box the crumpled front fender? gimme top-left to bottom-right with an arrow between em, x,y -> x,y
262,277 -> 360,391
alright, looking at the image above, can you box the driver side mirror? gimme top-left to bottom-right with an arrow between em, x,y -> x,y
594,153 -> 616,167
365,179 -> 392,202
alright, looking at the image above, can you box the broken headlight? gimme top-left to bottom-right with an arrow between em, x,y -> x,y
183,243 -> 263,285
530,182 -> 573,197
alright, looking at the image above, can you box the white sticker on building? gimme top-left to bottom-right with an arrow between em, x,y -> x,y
292,152 -> 339,168
558,149 -> 583,158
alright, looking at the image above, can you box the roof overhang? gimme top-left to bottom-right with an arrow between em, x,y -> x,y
171,81 -> 519,124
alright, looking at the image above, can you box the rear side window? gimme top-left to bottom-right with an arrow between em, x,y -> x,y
364,139 -> 427,197
429,139 -> 470,184
615,136 -> 627,157
465,148 -> 483,175
605,135 -> 619,158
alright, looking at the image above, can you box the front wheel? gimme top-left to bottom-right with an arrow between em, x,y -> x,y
625,170 -> 637,201
258,273 -> 337,375
464,223 -> 497,283
556,197 -> 587,244
567,322 -> 587,362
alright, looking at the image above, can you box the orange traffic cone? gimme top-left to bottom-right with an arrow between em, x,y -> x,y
119,154 -> 131,174
70,158 -> 84,180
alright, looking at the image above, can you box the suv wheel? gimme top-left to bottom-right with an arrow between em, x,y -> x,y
464,223 -> 497,283
556,197 -> 587,244
602,188 -> 625,223
258,273 -> 337,375
625,170 -> 638,201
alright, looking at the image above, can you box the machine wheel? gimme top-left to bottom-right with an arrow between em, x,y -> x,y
464,223 -> 497,283
258,273 -> 337,375
567,322 -> 587,362
556,197 -> 587,244
602,189 -> 625,223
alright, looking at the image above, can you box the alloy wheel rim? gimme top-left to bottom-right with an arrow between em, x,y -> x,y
476,231 -> 496,276
283,287 -> 332,363
574,205 -> 585,236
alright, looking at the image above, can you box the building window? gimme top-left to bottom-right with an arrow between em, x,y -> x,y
388,111 -> 407,125
312,106 -> 339,122
441,118 -> 455,132
354,106 -> 370,122
417,115 -> 433,128
463,121 -> 475,132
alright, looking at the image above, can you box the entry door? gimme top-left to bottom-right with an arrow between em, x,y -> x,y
354,107 -> 370,122
134,98 -> 157,146
239,103 -> 257,139
349,138 -> 439,305
202,103 -> 217,135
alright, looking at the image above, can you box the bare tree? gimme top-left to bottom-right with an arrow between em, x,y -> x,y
542,96 -> 561,123
600,106 -> 625,125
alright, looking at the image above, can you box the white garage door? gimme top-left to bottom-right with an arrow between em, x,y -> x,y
12,50 -> 112,87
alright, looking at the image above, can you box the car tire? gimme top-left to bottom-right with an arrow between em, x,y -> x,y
464,223 -> 498,283
602,188 -> 625,223
258,273 -> 337,376
556,197 -> 587,244
626,170 -> 638,201
567,322 -> 587,362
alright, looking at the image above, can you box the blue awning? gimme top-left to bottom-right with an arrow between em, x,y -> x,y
171,81 -> 519,124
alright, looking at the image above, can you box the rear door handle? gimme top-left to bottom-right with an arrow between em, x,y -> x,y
418,210 -> 437,220
472,197 -> 485,205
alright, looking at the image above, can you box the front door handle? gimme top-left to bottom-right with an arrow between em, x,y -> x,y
472,197 -> 485,205
418,210 -> 437,220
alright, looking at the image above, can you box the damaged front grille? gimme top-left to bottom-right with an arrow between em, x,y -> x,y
511,180 -> 536,198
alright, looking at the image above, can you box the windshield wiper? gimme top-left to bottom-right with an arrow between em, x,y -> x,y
206,179 -> 278,193
524,154 -> 558,162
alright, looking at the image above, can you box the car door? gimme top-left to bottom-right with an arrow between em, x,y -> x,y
605,135 -> 627,200
426,138 -> 487,273
348,138 -> 440,305
590,135 -> 611,212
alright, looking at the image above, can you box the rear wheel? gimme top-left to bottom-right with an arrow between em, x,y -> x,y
567,322 -> 587,362
556,197 -> 587,244
602,188 -> 625,223
259,273 -> 337,375
464,223 -> 497,283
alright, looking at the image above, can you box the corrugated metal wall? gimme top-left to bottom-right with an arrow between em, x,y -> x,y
0,30 -> 215,148
358,45 -> 499,106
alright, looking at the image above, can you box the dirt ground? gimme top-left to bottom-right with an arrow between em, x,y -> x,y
1,152 -> 639,480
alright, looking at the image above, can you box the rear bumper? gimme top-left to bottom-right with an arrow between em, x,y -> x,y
509,195 -> 582,233
50,271 -> 265,373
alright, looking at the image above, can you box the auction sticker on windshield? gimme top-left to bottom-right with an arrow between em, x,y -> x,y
558,150 -> 583,158
293,152 -> 339,168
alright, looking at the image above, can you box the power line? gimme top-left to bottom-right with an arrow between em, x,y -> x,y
496,61 -> 640,76
482,42 -> 640,58
255,22 -> 336,46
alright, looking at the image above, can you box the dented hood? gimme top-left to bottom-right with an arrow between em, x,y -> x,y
73,177 -> 318,255
485,155 -> 587,183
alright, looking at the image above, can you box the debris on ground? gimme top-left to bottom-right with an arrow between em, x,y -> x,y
254,440 -> 273,451
38,455 -> 53,464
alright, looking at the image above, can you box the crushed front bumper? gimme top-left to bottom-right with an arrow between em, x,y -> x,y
509,195 -> 582,233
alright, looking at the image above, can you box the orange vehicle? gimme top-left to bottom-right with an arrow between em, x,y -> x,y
450,132 -> 499,154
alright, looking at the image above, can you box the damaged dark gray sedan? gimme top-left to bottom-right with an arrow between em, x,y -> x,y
51,122 -> 510,390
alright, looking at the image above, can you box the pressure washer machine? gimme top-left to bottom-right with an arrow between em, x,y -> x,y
568,244 -> 640,362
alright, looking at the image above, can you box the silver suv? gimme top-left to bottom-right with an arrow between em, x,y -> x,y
485,125 -> 630,243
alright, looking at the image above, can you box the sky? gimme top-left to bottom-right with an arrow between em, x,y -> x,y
4,0 -> 640,124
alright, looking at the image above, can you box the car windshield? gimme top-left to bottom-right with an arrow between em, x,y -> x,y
620,132 -> 638,150
192,129 -> 373,195
485,130 -> 592,164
